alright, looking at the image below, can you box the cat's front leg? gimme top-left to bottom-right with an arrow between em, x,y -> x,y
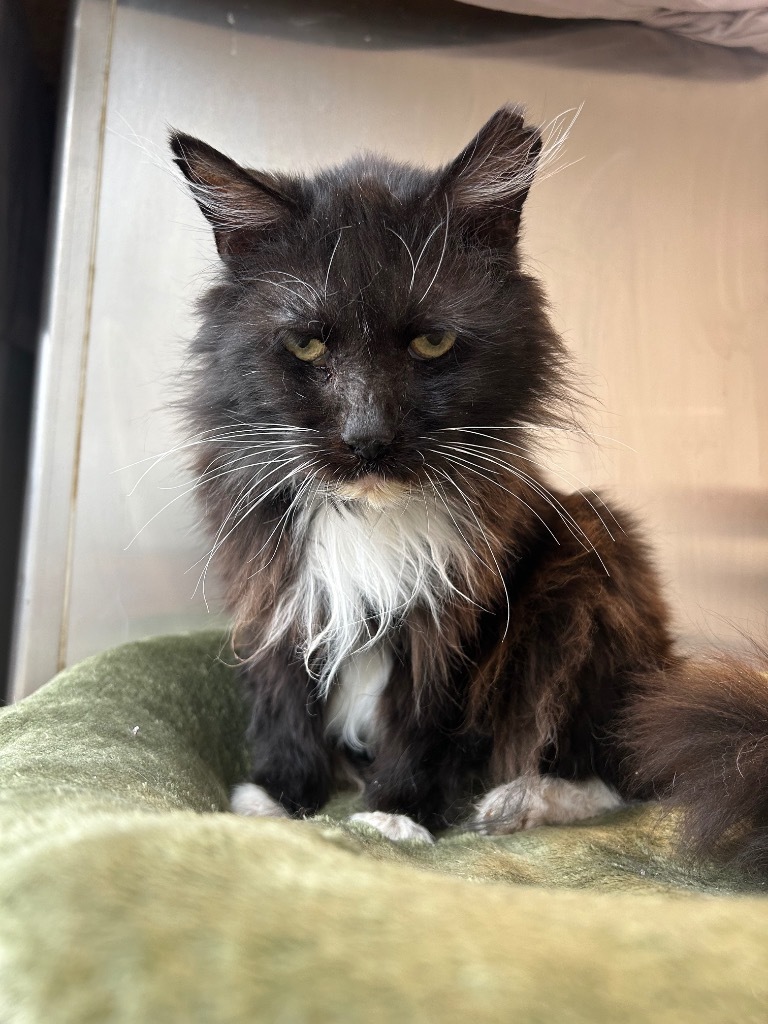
473,776 -> 622,835
340,723 -> 440,844
357,719 -> 470,842
232,648 -> 332,819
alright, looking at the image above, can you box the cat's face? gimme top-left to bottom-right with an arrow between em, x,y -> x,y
173,108 -> 567,504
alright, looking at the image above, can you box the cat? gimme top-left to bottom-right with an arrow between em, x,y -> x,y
170,107 -> 768,868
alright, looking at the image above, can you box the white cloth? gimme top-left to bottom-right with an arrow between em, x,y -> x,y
458,0 -> 768,52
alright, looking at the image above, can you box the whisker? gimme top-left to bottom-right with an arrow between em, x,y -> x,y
437,442 -> 612,548
260,270 -> 322,303
115,423 -> 317,481
424,447 -> 560,547
194,456 -> 319,607
385,226 -> 416,292
324,226 -> 352,297
438,424 -> 637,453
413,220 -> 443,277
246,277 -> 315,307
188,452 -> 313,577
440,446 -> 592,556
436,448 -> 610,577
420,467 -> 494,608
247,464 -> 322,575
162,443 -> 316,491
428,464 -> 511,639
435,428 -> 623,535
126,478 -> 206,549
417,194 -> 450,304
118,431 -> 285,486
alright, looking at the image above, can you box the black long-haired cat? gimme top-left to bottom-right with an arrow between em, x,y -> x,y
170,107 -> 768,867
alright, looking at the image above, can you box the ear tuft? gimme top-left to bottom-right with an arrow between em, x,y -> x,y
169,131 -> 295,262
442,106 -> 542,245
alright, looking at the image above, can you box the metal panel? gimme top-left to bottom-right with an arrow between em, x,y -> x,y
10,0 -> 116,699
11,0 -> 768,698
0,0 -> 51,700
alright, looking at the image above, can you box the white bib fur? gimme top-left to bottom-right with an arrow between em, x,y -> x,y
264,494 -> 469,751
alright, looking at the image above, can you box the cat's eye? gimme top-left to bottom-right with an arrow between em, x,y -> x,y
283,336 -> 327,363
409,332 -> 457,361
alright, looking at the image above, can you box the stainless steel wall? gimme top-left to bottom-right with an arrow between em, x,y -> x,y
0,0 -> 51,700
11,0 -> 768,699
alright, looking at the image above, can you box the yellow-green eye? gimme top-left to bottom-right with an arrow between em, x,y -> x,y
409,332 -> 456,360
283,337 -> 327,362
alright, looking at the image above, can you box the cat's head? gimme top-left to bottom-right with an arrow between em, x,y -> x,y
171,107 -> 569,506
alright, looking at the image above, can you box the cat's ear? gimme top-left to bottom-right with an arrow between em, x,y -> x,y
441,106 -> 541,247
169,131 -> 296,263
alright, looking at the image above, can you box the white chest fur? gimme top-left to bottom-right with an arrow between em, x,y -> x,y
271,495 -> 466,753
325,645 -> 393,751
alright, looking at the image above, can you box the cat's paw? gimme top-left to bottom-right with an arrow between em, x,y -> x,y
473,778 -> 548,834
230,782 -> 291,818
473,776 -> 622,835
349,811 -> 435,844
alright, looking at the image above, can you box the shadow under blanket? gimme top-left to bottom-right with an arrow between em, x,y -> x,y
1,632 -> 766,1023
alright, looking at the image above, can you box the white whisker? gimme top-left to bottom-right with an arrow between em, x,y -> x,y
418,195 -> 450,304
385,226 -> 417,292
247,465 -> 322,575
413,220 -> 443,277
324,226 -> 352,298
426,448 -> 560,547
189,452 -> 314,574
427,464 -> 511,640
436,447 -> 610,577
438,442 -> 610,548
193,456 -> 319,608
436,427 -> 623,536
421,467 -> 494,608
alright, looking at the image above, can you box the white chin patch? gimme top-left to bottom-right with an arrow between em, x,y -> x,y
335,476 -> 409,508
349,811 -> 435,844
230,783 -> 290,819
473,776 -> 623,835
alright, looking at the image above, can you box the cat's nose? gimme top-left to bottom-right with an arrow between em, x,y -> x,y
342,433 -> 394,462
341,420 -> 394,462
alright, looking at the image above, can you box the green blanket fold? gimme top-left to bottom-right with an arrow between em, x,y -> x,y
1,633 -> 766,1023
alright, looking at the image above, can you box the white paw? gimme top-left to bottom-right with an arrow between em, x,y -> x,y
474,777 -> 548,834
473,776 -> 622,835
230,783 -> 290,818
349,811 -> 435,844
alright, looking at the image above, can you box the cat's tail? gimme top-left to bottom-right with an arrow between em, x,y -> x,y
621,649 -> 768,873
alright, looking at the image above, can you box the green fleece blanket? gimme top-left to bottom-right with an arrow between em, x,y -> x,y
1,633 -> 766,1023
